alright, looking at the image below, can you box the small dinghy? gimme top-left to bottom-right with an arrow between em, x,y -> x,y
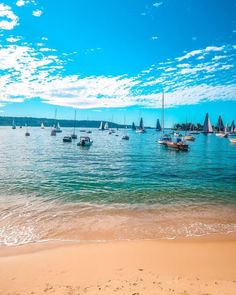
77,136 -> 93,147
51,127 -> 56,136
122,135 -> 129,140
229,138 -> 236,144
25,125 -> 30,136
63,136 -> 72,142
215,132 -> 228,138
184,135 -> 195,141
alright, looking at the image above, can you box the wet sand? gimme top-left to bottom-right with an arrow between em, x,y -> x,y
0,238 -> 236,295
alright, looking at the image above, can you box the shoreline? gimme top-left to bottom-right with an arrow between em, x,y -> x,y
1,236 -> 236,294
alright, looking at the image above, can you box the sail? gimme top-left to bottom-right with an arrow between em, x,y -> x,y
139,118 -> 144,130
203,113 -> 213,133
156,119 -> 161,131
57,122 -> 60,129
216,116 -> 224,131
225,123 -> 229,133
132,122 -> 136,130
230,120 -> 235,133
41,122 -> 44,129
104,122 -> 109,130
99,121 -> 104,130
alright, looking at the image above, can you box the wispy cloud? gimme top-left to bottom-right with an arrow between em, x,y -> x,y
16,0 -> 37,7
32,9 -> 43,17
153,2 -> 163,8
151,36 -> 159,40
0,38 -> 235,110
0,3 -> 19,30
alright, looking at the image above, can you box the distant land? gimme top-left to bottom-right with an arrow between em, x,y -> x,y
0,116 -> 130,128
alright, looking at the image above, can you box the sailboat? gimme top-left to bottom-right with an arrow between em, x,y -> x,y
136,117 -> 146,133
104,122 -> 109,130
55,122 -> 62,133
41,122 -> 45,129
189,123 -> 200,135
71,110 -> 77,139
156,119 -> 161,131
215,115 -> 227,137
158,90 -> 172,145
230,120 -> 235,134
53,109 -> 62,133
122,117 -> 129,140
183,121 -> 195,141
202,113 -> 213,134
99,121 -> 104,130
12,120 -> 16,129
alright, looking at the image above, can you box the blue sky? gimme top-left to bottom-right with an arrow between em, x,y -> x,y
0,0 -> 236,127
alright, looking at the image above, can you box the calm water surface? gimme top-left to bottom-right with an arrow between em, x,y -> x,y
0,127 -> 236,245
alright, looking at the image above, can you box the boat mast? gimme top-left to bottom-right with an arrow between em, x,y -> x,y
161,90 -> 164,133
73,110 -> 76,134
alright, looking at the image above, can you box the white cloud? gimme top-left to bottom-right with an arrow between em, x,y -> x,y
0,42 -> 235,110
16,0 -> 37,7
32,9 -> 43,17
6,36 -> 22,43
151,36 -> 159,40
177,46 -> 225,61
16,0 -> 25,6
153,2 -> 163,8
0,4 -> 19,30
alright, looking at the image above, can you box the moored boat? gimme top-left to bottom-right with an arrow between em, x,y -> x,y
63,136 -> 72,142
71,110 -> 77,139
77,136 -> 93,147
122,135 -> 129,140
202,113 -> 213,134
215,132 -> 228,138
166,138 -> 189,151
25,124 -> 30,136
12,120 -> 16,129
229,138 -> 236,144
184,135 -> 195,141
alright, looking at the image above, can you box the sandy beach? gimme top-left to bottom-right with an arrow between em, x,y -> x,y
0,238 -> 236,295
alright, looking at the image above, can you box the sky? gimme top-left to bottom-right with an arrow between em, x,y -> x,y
0,0 -> 236,127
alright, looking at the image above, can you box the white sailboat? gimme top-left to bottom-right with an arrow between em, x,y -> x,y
99,121 -> 104,130
158,90 -> 172,144
41,122 -> 45,129
202,113 -> 213,133
136,117 -> 146,133
71,110 -> 77,139
122,117 -> 129,140
104,122 -> 109,130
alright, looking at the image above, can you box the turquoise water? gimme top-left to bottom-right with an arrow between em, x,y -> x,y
0,127 -> 236,245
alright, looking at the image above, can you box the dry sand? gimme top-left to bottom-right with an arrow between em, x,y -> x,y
0,238 -> 236,295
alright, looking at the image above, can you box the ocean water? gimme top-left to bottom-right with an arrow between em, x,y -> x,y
0,126 -> 236,246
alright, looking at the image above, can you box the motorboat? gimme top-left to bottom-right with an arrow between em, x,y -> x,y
166,138 -> 189,151
77,136 -> 93,147
63,136 -> 72,142
122,135 -> 129,140
184,135 -> 195,141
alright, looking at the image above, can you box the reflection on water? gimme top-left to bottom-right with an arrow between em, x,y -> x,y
0,127 -> 236,245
